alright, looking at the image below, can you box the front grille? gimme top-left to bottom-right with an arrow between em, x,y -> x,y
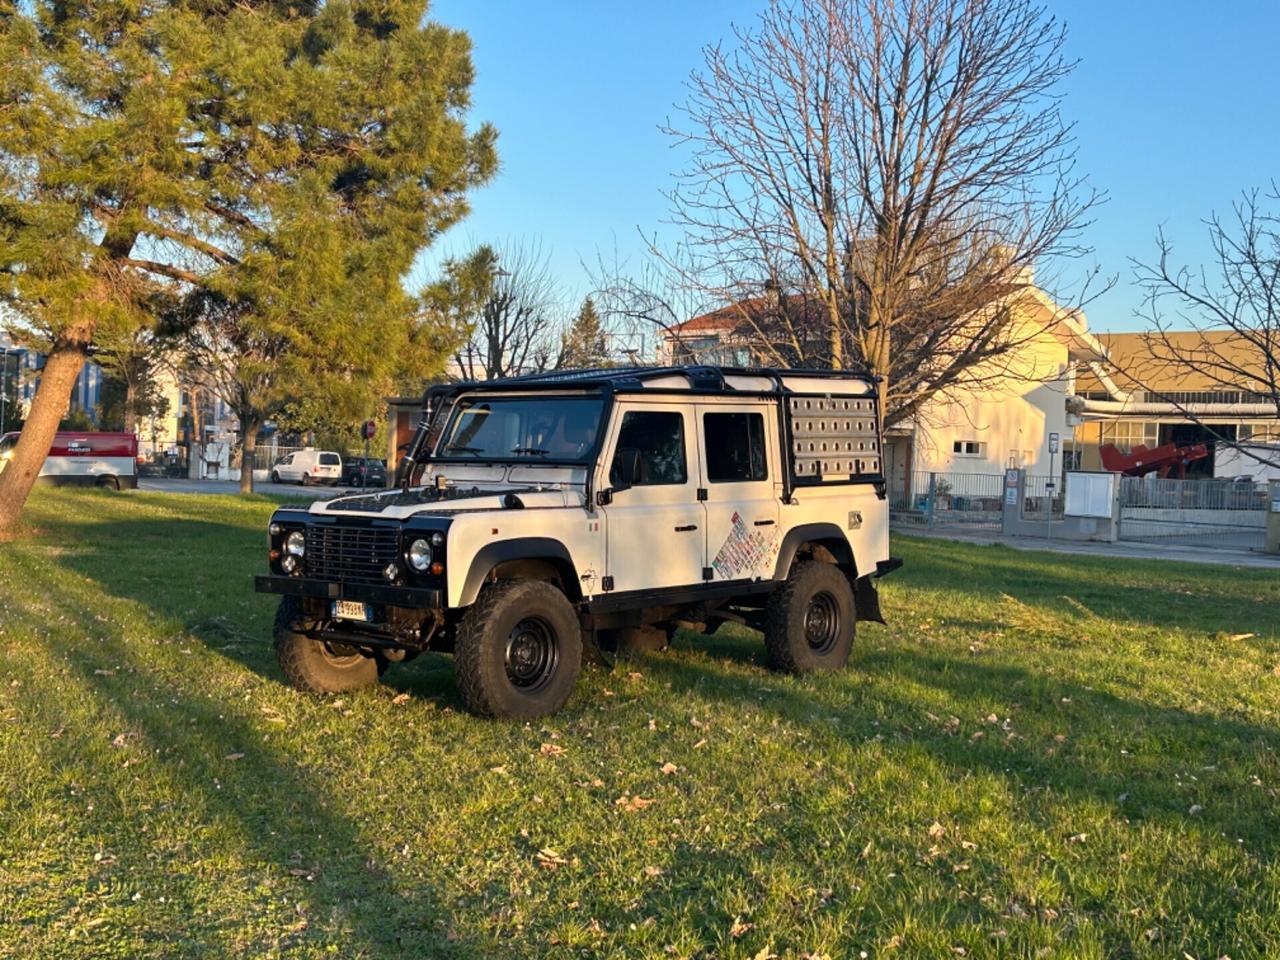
305,523 -> 399,584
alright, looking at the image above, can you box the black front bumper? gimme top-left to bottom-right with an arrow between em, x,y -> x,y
254,575 -> 442,609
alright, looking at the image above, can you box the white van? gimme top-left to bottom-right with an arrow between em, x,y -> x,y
270,449 -> 342,486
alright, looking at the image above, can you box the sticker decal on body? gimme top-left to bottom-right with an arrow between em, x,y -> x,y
711,511 -> 780,580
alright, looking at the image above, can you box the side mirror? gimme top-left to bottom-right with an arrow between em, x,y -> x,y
610,447 -> 642,492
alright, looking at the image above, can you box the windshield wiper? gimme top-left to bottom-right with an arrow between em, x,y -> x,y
511,446 -> 551,457
445,445 -> 484,455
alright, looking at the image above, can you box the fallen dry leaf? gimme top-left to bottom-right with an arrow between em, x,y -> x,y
536,847 -> 568,869
224,752 -> 245,762
928,821 -> 946,840
693,738 -> 707,749
540,742 -> 567,757
659,761 -> 679,776
729,916 -> 754,938
615,794 -> 656,812
643,865 -> 663,878
391,693 -> 410,705
489,765 -> 508,775
110,733 -> 127,750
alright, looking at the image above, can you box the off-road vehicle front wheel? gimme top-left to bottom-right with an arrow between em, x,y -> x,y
454,579 -> 583,719
764,560 -> 856,673
273,597 -> 380,694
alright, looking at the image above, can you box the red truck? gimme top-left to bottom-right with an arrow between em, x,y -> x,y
0,431 -> 138,489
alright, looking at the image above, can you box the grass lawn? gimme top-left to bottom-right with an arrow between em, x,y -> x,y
1,488 -> 1279,959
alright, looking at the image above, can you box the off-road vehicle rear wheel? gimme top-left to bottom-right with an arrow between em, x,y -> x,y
764,560 -> 856,673
273,596 -> 380,693
454,579 -> 582,719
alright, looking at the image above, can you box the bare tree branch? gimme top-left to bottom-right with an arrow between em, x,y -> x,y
661,0 -> 1104,427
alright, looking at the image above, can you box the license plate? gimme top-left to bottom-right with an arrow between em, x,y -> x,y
331,600 -> 370,622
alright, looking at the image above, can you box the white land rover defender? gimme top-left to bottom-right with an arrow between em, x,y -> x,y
255,366 -> 900,718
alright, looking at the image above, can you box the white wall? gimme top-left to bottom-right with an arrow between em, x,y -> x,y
1215,442 -> 1280,482
911,361 -> 1072,478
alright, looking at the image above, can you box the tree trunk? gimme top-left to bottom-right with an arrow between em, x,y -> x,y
238,414 -> 259,495
122,376 -> 137,434
0,324 -> 93,530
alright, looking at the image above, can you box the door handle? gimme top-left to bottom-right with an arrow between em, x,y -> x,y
674,524 -> 698,532
753,519 -> 775,526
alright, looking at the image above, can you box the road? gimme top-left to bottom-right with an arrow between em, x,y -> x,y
137,477 -> 374,500
898,523 -> 1280,570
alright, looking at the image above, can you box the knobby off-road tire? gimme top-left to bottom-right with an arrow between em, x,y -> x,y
764,560 -> 856,673
273,596 -> 379,694
454,580 -> 582,719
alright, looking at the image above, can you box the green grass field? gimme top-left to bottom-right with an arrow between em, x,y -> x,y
1,488 -> 1279,959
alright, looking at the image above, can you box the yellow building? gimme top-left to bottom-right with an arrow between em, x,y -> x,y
1071,331 -> 1280,479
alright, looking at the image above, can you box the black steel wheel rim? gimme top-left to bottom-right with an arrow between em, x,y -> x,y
803,590 -> 841,654
505,617 -> 559,691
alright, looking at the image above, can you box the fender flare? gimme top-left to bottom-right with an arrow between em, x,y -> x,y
772,522 -> 857,580
458,537 -> 581,607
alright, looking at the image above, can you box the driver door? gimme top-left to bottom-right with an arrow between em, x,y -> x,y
599,403 -> 706,594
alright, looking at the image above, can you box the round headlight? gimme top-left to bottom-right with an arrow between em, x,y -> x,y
269,522 -> 283,537
430,531 -> 445,547
408,538 -> 432,571
285,531 -> 305,556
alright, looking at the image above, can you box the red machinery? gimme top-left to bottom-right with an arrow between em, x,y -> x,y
1099,441 -> 1209,479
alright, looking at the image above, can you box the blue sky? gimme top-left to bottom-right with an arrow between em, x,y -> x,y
420,0 -> 1280,335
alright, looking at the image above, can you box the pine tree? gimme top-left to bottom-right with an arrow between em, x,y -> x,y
558,296 -> 611,370
0,1 -> 496,515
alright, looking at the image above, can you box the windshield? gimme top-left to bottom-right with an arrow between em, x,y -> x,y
437,395 -> 603,462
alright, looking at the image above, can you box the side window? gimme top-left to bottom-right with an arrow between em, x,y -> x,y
704,412 -> 767,482
610,411 -> 687,486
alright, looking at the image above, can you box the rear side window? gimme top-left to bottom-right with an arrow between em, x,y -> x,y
611,411 -> 687,485
319,453 -> 340,465
704,412 -> 767,482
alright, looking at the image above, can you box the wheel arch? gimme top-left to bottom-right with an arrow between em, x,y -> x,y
773,522 -> 858,580
458,537 -> 582,607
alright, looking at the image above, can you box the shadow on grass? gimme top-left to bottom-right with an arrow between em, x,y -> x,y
11,583 -> 477,958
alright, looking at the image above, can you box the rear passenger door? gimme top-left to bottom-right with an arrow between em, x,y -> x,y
697,404 -> 781,583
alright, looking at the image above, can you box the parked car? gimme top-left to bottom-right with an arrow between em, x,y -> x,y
0,431 -> 138,490
340,457 -> 387,488
256,366 -> 900,719
270,449 -> 342,485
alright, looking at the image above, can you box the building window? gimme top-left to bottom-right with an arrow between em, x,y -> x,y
952,440 -> 984,458
1240,422 -> 1280,443
1062,442 -> 1082,471
1098,420 -> 1158,453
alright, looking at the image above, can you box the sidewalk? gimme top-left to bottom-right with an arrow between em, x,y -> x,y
895,523 -> 1280,570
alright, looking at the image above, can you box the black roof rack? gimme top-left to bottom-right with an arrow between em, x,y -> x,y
450,364 -> 877,394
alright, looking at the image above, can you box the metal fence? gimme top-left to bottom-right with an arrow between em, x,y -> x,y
889,471 -> 1010,530
1021,474 -> 1064,520
250,444 -> 307,472
1117,475 -> 1267,550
